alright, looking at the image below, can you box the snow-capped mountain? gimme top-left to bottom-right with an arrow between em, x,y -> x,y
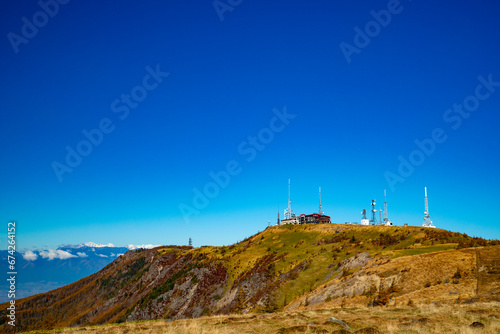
63,242 -> 116,249
126,244 -> 160,250
59,242 -> 160,251
0,242 -> 155,303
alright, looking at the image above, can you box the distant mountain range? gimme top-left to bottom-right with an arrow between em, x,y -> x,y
0,242 -> 159,303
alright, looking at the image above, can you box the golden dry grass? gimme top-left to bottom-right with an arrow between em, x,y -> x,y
23,302 -> 500,334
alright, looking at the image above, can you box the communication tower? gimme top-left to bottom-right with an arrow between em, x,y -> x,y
283,179 -> 296,220
370,199 -> 377,224
383,189 -> 393,226
361,209 -> 369,225
422,187 -> 436,228
318,187 -> 324,215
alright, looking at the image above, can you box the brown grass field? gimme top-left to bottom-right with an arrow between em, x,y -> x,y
22,302 -> 500,334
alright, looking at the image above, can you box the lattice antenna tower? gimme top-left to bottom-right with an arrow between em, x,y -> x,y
284,179 -> 295,219
383,189 -> 389,223
370,199 -> 377,224
422,187 -> 435,227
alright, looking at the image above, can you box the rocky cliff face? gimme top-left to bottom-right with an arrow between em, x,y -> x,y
286,247 -> 493,311
1,224 -> 498,333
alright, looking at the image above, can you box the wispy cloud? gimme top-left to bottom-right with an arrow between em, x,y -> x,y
39,249 -> 77,260
23,250 -> 38,261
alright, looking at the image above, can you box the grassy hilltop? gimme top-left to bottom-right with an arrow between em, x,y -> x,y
2,224 -> 499,333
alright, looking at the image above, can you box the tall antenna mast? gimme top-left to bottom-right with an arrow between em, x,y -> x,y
284,179 -> 295,219
318,187 -> 323,215
422,186 -> 435,227
382,189 -> 393,226
424,187 -> 429,216
287,179 -> 292,218
383,189 -> 388,222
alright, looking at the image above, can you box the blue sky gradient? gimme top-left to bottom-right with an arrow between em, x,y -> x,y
1,0 -> 499,250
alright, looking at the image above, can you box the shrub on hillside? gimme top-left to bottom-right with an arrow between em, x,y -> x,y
371,233 -> 400,247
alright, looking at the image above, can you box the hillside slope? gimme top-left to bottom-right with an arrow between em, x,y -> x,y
1,224 -> 498,332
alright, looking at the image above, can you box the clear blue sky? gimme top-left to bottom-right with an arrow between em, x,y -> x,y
1,0 -> 499,250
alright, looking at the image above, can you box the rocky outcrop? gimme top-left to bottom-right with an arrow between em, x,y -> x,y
286,247 -> 489,310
